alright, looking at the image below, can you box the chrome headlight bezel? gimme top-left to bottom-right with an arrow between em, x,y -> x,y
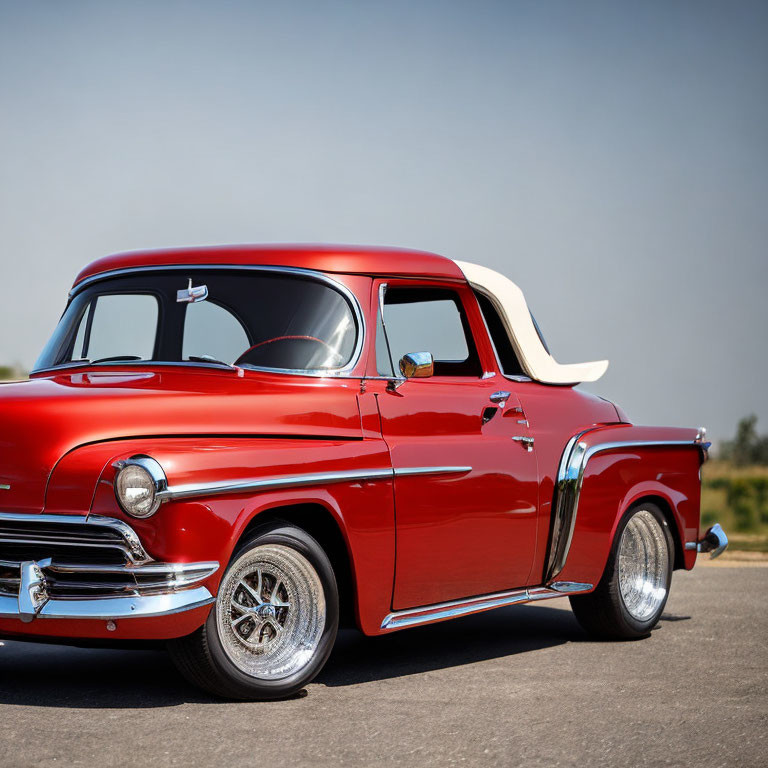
113,455 -> 167,518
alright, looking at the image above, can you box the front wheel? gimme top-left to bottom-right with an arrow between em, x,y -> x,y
168,523 -> 339,700
569,502 -> 673,639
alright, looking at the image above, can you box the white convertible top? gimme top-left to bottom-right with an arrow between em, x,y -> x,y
455,260 -> 608,385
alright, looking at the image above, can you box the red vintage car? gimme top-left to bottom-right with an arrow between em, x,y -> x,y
0,245 -> 727,699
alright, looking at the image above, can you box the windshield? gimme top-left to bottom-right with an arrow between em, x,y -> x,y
34,269 -> 360,374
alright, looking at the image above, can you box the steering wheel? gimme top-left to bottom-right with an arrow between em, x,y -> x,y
234,335 -> 345,368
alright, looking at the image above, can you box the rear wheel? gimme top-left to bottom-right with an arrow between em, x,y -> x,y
569,502 -> 673,639
168,523 -> 338,700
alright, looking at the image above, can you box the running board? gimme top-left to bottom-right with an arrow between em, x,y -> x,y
380,581 -> 593,631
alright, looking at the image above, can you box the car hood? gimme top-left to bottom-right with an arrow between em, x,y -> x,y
0,368 -> 362,513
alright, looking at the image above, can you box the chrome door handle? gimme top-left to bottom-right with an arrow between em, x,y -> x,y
511,436 -> 534,451
489,391 -> 511,406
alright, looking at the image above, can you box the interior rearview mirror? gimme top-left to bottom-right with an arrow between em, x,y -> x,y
177,279 -> 209,303
399,351 -> 434,379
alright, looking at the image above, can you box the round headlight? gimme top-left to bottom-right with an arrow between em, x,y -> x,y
114,456 -> 166,518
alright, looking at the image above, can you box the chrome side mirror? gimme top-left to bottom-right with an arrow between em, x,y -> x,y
399,351 -> 434,379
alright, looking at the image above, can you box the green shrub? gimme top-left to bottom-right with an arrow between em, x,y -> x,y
703,473 -> 768,533
727,479 -> 757,532
753,477 -> 768,524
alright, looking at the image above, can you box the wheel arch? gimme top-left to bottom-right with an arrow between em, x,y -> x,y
616,493 -> 686,571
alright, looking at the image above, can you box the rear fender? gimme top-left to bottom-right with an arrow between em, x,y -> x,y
548,424 -> 707,587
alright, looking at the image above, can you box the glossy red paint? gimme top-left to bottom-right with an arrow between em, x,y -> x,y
1,368 -> 364,514
362,278 -> 541,608
73,244 -> 465,288
0,605 -> 211,641
555,424 -> 704,585
505,383 -> 621,582
88,437 -> 397,634
0,244 -> 708,646
370,375 -> 540,609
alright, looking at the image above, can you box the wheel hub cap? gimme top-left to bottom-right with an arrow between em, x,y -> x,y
618,509 -> 669,621
216,544 -> 325,680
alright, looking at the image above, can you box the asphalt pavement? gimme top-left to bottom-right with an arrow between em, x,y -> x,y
0,565 -> 765,767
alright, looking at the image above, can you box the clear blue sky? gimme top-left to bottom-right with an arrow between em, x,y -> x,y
1,0 -> 766,445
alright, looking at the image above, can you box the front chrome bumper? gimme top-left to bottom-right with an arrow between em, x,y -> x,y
0,582 -> 215,622
688,523 -> 729,559
0,512 -> 218,623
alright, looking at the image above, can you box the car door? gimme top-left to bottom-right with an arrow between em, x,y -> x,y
373,279 -> 539,610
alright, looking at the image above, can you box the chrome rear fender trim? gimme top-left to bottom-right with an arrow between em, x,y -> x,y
545,433 -> 710,583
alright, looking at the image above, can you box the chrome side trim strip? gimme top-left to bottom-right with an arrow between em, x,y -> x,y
158,468 -> 394,501
0,586 -> 215,621
545,435 -> 707,583
380,581 -> 593,630
393,466 -> 472,478
548,580 -> 594,593
158,466 -> 472,502
60,264 -> 366,380
382,590 -> 530,630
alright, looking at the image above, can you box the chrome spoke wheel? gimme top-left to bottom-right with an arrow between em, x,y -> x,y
216,544 -> 326,680
617,509 -> 669,621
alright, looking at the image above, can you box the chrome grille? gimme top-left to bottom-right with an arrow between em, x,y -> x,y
0,513 -> 149,565
0,513 -> 217,600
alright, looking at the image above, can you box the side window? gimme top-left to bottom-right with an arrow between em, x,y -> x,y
182,301 -> 250,364
74,294 -> 159,361
379,287 -> 481,377
475,292 -> 525,377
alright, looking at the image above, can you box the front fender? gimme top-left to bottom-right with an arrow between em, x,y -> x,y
47,436 -> 396,635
